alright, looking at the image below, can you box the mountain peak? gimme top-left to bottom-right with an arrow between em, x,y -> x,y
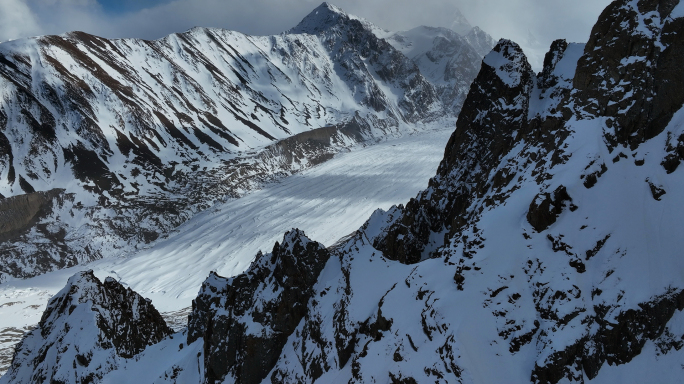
289,2 -> 350,34
3,270 -> 172,384
482,39 -> 532,87
318,2 -> 345,14
449,8 -> 473,35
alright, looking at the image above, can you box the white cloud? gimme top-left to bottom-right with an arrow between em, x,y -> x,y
0,0 -> 42,42
454,0 -> 612,69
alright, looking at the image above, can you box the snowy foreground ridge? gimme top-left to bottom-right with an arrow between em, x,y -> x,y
4,0 -> 684,383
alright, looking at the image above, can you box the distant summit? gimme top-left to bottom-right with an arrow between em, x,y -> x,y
289,2 -> 356,34
449,7 -> 473,35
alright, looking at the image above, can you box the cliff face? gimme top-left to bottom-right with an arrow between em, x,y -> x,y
375,39 -> 536,264
573,0 -> 684,149
187,229 -> 330,384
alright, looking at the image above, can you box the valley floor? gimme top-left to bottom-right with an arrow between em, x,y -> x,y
0,123 -> 454,376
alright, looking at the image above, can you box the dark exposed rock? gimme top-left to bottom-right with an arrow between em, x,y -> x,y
0,189 -> 63,242
389,372 -> 418,384
538,39 -> 569,91
527,185 -> 574,232
585,234 -> 611,261
2,270 -> 172,384
573,0 -> 684,149
376,39 -> 535,264
582,163 -> 607,189
647,178 -> 666,200
63,142 -> 121,196
187,229 -> 330,384
661,133 -> 684,173
532,289 -> 684,384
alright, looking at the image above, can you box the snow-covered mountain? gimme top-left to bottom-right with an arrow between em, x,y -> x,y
0,3 -> 493,281
6,0 -> 684,383
388,26 -> 489,117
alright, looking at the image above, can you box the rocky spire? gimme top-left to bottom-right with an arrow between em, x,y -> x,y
375,39 -> 535,264
187,229 -> 330,384
2,270 -> 172,384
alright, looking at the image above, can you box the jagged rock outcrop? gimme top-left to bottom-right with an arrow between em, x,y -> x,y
574,0 -> 684,149
1,270 -> 171,384
375,39 -> 535,264
531,288 -> 684,383
187,229 -> 330,384
537,39 -> 569,91
526,185 -> 576,232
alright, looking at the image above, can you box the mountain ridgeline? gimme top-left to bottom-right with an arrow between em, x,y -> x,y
0,2 -> 493,281
4,0 -> 684,383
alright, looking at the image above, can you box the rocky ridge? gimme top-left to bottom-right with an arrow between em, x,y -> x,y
187,229 -> 330,384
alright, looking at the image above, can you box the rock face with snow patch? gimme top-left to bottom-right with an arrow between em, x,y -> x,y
187,229 -> 330,384
574,0 -> 684,150
375,39 -> 536,264
1,270 -> 171,384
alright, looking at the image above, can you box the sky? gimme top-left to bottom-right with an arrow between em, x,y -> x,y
0,0 -> 613,69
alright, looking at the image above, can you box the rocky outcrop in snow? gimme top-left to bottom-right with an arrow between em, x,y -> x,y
187,229 -> 330,384
574,0 -> 684,149
1,270 -> 171,384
